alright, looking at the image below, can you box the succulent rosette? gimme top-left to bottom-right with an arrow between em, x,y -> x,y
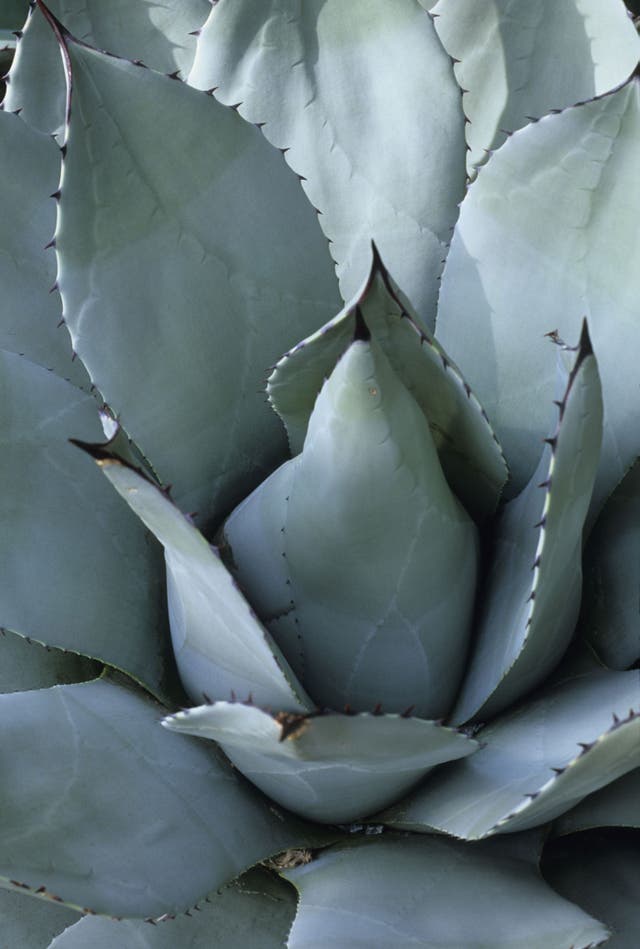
1,1 -> 639,946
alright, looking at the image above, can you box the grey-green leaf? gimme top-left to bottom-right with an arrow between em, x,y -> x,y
0,677 -> 323,918
432,0 -> 640,175
267,250 -> 507,521
47,868 -> 296,949
79,445 -> 310,713
223,336 -> 478,718
0,887 -> 81,949
554,768 -> 640,835
54,29 -> 340,526
0,629 -> 99,694
582,459 -> 640,669
188,0 -> 466,330
544,832 -> 639,949
282,836 -> 608,949
382,669 -> 640,839
0,111 -> 86,387
5,0 -> 211,137
436,74 -> 640,513
452,327 -> 603,723
0,350 -> 171,701
164,703 -> 477,824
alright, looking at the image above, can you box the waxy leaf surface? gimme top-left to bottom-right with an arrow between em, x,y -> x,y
0,351 -> 171,701
383,670 -> 640,839
432,0 -> 640,174
452,329 -> 603,723
283,836 -> 608,949
0,629 -> 98,694
164,703 -> 477,824
555,768 -> 640,835
55,34 -> 340,525
189,0 -> 466,330
437,75 -> 640,512
0,887 -> 80,949
0,677 -> 322,918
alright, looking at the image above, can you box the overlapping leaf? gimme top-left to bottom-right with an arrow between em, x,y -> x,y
555,768 -> 640,835
436,72 -> 640,512
76,443 -> 310,713
282,836 -> 608,949
164,703 -> 477,823
267,250 -> 507,521
5,0 -> 210,137
47,868 -> 296,949
383,669 -> 640,839
432,0 -> 640,175
0,887 -> 80,949
0,628 -> 98,694
0,351 -> 171,701
188,0 -> 466,330
52,23 -> 340,526
223,331 -> 478,718
452,326 -> 603,723
0,676 -> 325,919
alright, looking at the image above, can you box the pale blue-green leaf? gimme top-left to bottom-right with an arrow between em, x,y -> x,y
582,459 -> 640,669
47,868 -> 296,949
55,34 -> 340,526
0,677 -> 324,919
0,887 -> 80,949
164,703 -> 477,824
432,0 -> 640,175
188,0 -> 466,331
436,76 -> 640,512
282,835 -> 608,949
554,769 -> 640,835
382,669 -> 640,839
452,329 -> 603,723
0,111 -> 87,387
0,629 -> 99,693
0,351 -> 171,701
267,250 -> 507,520
544,832 -> 639,949
223,338 -> 479,718
80,446 -> 310,712
5,0 -> 210,137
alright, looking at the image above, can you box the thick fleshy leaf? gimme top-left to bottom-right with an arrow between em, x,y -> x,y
267,250 -> 507,521
452,327 -> 603,723
432,0 -> 640,175
544,831 -> 640,949
282,836 -> 608,949
0,887 -> 80,949
555,769 -> 640,835
223,335 -> 479,718
164,703 -> 477,824
47,868 -> 296,949
0,628 -> 99,693
77,443 -> 311,713
0,677 -> 325,919
0,110 -> 86,386
436,73 -> 640,512
582,459 -> 640,669
0,351 -> 171,701
51,23 -> 340,526
188,0 -> 466,330
5,0 -> 210,137
382,669 -> 640,839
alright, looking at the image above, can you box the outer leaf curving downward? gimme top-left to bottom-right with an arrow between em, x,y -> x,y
164,702 -> 477,824
188,0 -> 466,330
51,18 -> 340,526
282,836 -> 608,949
0,676 -> 325,919
436,72 -> 640,513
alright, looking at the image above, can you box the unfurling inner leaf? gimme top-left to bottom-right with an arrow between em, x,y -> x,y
222,333 -> 479,718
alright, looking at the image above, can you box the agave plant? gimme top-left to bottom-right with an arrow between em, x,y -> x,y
1,0 -> 639,946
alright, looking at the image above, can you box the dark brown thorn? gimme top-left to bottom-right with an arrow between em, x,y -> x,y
401,704 -> 415,718
353,306 -> 370,342
531,555 -> 541,570
202,692 -> 212,705
50,189 -> 61,201
49,281 -> 58,293
167,70 -> 181,80
372,703 -> 383,716
56,317 -> 65,327
44,237 -> 56,249
533,517 -> 546,529
538,478 -> 552,490
578,741 -> 594,752
552,767 -> 564,776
